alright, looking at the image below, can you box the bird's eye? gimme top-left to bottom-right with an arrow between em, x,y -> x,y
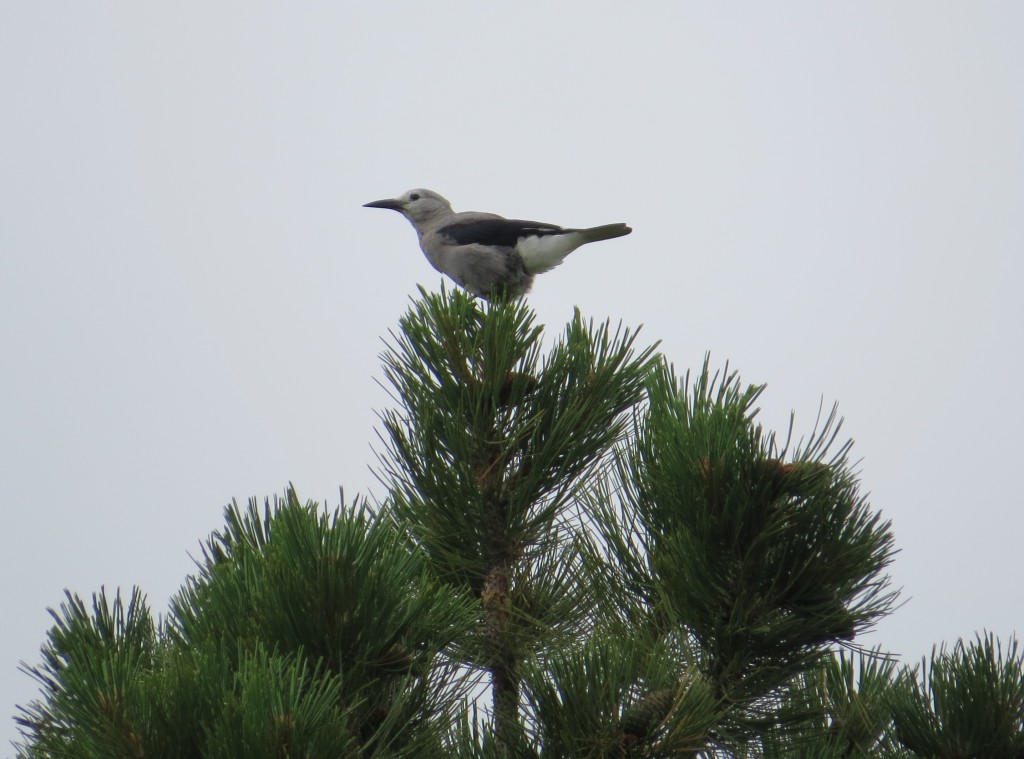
409,193 -> 420,201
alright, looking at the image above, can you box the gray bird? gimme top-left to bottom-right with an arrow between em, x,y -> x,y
363,189 -> 631,299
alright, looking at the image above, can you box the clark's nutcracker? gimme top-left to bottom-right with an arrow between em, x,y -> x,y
363,189 -> 631,299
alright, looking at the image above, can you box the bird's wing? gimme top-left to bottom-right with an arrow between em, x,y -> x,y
437,217 -> 566,248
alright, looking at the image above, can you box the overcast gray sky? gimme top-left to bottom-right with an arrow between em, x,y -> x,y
2,3 -> 1022,748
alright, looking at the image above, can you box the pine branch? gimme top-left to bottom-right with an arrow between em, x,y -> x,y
888,634 -> 1024,757
587,357 -> 900,750
377,287 -> 658,753
15,588 -> 156,759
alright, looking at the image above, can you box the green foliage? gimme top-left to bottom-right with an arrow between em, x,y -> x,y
522,631 -> 721,758
588,358 -> 899,745
16,589 -> 155,758
14,291 -> 1022,758
888,634 -> 1024,758
16,491 -> 476,758
375,287 -> 659,749
201,647 -> 356,759
169,490 -> 479,755
171,491 -> 476,690
379,287 -> 657,589
760,650 -> 903,757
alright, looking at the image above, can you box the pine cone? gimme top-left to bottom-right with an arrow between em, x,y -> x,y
498,371 -> 538,406
620,688 -> 675,742
761,459 -> 831,500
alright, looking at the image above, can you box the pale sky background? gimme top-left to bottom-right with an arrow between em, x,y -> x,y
2,3 -> 1022,749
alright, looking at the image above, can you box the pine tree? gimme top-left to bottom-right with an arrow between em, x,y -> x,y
14,289 -> 1024,757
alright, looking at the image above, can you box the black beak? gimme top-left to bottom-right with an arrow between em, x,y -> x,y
363,198 -> 403,210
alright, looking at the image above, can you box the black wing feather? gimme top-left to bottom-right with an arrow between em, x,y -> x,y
438,218 -> 566,247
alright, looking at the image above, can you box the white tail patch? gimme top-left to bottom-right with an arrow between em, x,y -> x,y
517,232 -> 589,274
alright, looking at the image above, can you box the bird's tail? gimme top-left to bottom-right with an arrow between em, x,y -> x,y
578,223 -> 632,242
518,222 -> 632,274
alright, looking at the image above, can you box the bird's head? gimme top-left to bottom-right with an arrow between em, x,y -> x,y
363,188 -> 453,227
